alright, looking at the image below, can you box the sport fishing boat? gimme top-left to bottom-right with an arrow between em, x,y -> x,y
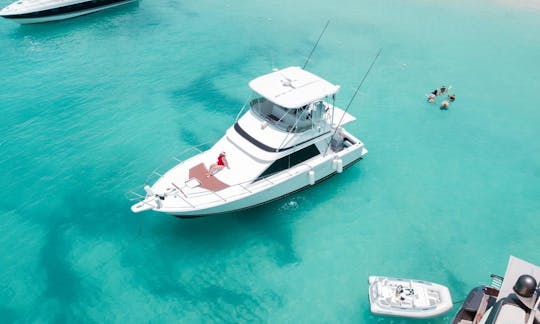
452,256 -> 540,324
129,66 -> 368,217
0,0 -> 136,24
368,276 -> 453,318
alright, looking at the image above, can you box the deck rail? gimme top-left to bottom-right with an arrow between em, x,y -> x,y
489,274 -> 504,290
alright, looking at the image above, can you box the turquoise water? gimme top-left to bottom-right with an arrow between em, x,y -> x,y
1,0 -> 539,322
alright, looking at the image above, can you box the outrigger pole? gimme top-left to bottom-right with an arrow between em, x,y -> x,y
336,48 -> 382,126
302,20 -> 330,70
324,48 -> 383,156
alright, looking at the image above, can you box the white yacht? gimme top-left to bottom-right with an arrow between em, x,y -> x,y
130,66 -> 368,217
0,0 -> 136,24
368,276 -> 453,318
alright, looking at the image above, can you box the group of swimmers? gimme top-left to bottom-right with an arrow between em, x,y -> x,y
426,85 -> 456,109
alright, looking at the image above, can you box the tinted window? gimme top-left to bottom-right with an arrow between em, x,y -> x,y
256,144 -> 320,181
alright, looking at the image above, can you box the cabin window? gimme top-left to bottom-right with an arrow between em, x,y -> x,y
250,97 -> 313,133
255,144 -> 320,181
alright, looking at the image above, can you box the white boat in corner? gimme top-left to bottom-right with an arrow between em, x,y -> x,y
453,256 -> 540,324
129,66 -> 368,217
368,276 -> 453,318
0,0 -> 136,24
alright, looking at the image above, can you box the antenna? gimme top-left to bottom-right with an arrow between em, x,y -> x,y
303,20 -> 330,70
324,48 -> 383,156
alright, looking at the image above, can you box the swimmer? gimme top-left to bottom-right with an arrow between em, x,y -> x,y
431,85 -> 448,96
439,85 -> 447,95
427,93 -> 436,103
440,101 -> 450,109
448,93 -> 456,102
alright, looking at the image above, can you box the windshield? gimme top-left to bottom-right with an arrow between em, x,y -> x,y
250,97 -> 313,132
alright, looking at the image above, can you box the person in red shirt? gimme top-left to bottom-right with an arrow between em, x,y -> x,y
207,152 -> 229,177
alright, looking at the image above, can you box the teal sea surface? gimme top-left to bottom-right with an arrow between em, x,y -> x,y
1,0 -> 539,322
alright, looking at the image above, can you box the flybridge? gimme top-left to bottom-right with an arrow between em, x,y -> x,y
248,67 -> 340,109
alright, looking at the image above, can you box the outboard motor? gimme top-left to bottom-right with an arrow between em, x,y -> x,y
513,275 -> 537,298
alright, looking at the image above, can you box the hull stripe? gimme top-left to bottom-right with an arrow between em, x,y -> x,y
233,122 -> 329,153
1,0 -> 132,19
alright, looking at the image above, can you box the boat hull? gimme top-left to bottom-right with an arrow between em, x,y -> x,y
0,0 -> 136,24
163,143 -> 365,217
173,155 -> 364,218
130,133 -> 367,217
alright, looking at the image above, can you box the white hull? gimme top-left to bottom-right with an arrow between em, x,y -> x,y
0,0 -> 135,24
173,158 -> 363,217
368,276 -> 453,319
132,129 -> 367,217
172,144 -> 364,217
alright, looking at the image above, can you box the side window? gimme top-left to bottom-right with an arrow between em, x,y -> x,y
256,144 -> 320,181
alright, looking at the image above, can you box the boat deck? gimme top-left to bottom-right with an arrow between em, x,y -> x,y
188,163 -> 229,192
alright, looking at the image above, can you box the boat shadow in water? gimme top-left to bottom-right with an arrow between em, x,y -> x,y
148,167 -> 365,268
149,197 -> 303,267
125,211 -> 288,321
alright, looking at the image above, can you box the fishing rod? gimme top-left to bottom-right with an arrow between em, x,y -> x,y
324,48 -> 383,156
302,20 -> 330,70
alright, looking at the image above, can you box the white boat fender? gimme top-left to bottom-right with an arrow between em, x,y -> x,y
336,159 -> 343,173
308,170 -> 315,185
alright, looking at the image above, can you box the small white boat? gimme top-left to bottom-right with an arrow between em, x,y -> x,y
368,276 -> 453,318
0,0 -> 136,24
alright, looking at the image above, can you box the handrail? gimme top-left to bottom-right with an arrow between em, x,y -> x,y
238,183 -> 252,194
144,141 -> 212,185
125,190 -> 145,201
210,190 -> 226,202
235,94 -> 254,122
489,274 -> 504,290
170,183 -> 196,208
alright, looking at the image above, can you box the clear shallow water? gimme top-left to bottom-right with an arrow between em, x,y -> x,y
0,0 -> 539,322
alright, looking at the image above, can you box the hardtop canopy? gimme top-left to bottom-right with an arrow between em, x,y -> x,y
248,66 -> 340,109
